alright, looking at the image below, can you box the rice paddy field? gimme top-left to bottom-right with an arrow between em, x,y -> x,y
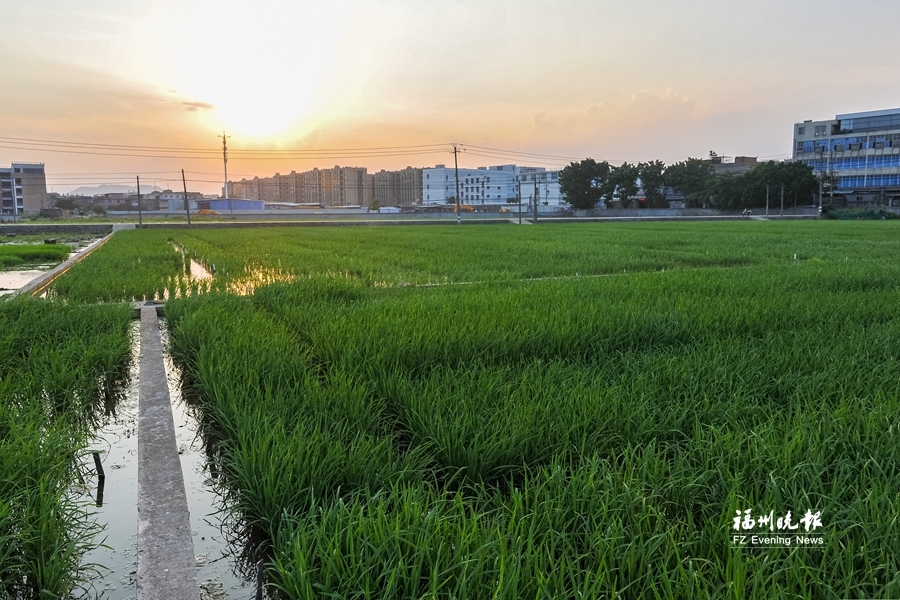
31,221 -> 900,598
0,299 -> 132,598
0,244 -> 69,269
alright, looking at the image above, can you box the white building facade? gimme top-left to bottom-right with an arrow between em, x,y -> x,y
422,164 -> 564,206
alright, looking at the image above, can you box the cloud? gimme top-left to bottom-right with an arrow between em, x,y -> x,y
181,101 -> 214,112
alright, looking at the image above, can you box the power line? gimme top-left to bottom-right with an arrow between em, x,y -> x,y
462,144 -> 584,161
0,143 -> 451,161
0,136 -> 447,154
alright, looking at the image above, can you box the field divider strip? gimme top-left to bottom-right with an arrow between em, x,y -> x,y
13,233 -> 113,297
136,305 -> 200,600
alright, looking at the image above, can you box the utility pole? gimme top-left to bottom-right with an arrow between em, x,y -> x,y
818,175 -> 823,215
533,178 -> 538,223
765,185 -> 769,218
219,131 -> 231,215
452,143 -> 461,224
181,169 -> 192,227
829,147 -> 835,208
136,175 -> 143,227
780,184 -> 784,218
518,182 -> 522,225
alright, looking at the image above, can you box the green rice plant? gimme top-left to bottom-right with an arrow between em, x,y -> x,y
48,229 -> 186,302
99,221 -> 900,597
0,297 -> 132,598
50,221 -> 900,302
0,244 -> 69,268
166,252 -> 900,598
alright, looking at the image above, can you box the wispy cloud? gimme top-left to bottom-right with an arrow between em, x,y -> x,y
181,101 -> 214,112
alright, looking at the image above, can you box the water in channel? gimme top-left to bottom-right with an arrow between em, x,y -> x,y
80,319 -> 255,600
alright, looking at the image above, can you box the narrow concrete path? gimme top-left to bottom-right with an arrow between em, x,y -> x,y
14,233 -> 112,297
137,305 -> 199,599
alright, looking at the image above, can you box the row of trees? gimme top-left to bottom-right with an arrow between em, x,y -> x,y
558,154 -> 820,211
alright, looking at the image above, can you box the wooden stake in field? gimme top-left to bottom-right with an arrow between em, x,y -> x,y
181,169 -> 192,227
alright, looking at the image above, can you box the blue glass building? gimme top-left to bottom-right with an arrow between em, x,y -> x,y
793,108 -> 900,206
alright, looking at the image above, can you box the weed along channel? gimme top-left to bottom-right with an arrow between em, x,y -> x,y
3,220 -> 899,599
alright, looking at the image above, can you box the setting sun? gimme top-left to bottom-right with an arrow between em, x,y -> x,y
141,0 -> 351,138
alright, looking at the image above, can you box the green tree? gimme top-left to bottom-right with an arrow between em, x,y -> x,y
369,198 -> 381,211
609,162 -> 640,208
638,160 -> 667,208
710,161 -> 819,210
53,197 -> 78,211
666,158 -> 715,208
706,173 -> 746,209
558,158 -> 611,210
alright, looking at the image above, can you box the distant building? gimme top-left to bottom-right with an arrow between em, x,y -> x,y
705,155 -> 758,176
226,166 -> 372,207
793,108 -> 900,206
0,162 -> 47,215
422,164 -> 564,206
372,167 -> 423,206
164,191 -> 203,212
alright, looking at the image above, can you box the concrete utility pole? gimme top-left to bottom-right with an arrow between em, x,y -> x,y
780,184 -> 784,218
136,175 -> 143,227
219,131 -> 231,215
452,143 -> 461,224
766,185 -> 769,218
518,183 -> 522,225
818,175 -> 823,215
533,178 -> 539,223
829,147 -> 835,207
181,169 -> 192,227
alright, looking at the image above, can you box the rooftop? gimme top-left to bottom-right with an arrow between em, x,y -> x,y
836,108 -> 900,120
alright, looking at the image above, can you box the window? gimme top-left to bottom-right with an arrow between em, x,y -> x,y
798,126 -> 806,135
815,125 -> 827,135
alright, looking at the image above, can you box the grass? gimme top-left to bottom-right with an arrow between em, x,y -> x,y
48,220 -> 900,597
0,244 -> 69,268
0,298 -> 132,598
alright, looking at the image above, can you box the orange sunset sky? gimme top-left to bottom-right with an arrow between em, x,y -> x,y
1,0 -> 899,194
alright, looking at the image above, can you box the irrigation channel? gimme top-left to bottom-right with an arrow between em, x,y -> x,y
78,311 -> 258,600
0,236 -> 106,295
